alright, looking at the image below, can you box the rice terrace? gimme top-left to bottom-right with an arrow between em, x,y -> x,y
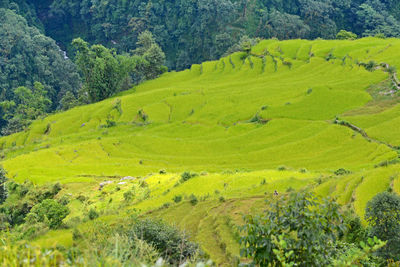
2,1 -> 400,266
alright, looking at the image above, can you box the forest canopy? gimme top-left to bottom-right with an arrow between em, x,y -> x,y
2,0 -> 400,70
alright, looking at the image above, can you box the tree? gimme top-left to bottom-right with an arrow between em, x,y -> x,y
0,8 -> 80,109
27,199 -> 69,229
133,31 -> 167,80
72,38 -> 135,103
260,10 -> 310,40
0,82 -> 52,135
0,166 -> 7,205
336,30 -> 357,40
365,191 -> 400,260
59,91 -> 78,111
356,4 -> 400,37
240,191 -> 343,266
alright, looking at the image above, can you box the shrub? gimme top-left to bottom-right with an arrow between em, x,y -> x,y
179,171 -> 198,183
277,165 -> 287,171
130,219 -> 199,265
76,195 -> 88,202
189,194 -> 198,206
102,119 -> 116,128
240,191 -> 343,266
73,228 -> 83,241
173,195 -> 182,203
364,61 -> 378,72
342,212 -> 367,244
28,199 -> 69,229
58,195 -> 70,206
124,191 -> 134,202
365,192 -> 400,260
334,168 -> 351,176
138,109 -> 148,122
88,208 -> 99,220
336,30 -> 357,40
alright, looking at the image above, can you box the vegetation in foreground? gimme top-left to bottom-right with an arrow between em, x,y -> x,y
2,176 -> 400,266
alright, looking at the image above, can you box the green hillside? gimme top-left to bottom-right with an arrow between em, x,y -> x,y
1,37 -> 400,265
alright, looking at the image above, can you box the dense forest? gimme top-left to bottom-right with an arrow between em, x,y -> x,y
2,0 -> 400,70
1,0 -> 400,135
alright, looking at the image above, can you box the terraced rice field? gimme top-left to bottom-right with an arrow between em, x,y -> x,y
2,37 -> 400,265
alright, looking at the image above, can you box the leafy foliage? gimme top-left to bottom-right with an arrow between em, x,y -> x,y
0,8 -> 80,134
27,199 -> 69,229
72,31 -> 165,103
5,0 -> 400,70
240,191 -> 344,266
130,218 -> 200,265
336,30 -> 357,40
0,181 -> 62,227
72,38 -> 134,103
365,192 -> 400,260
0,82 -> 52,135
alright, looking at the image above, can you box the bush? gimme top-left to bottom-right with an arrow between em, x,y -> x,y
28,199 -> 69,229
364,61 -> 378,72
300,168 -> 308,173
365,192 -> 400,260
58,195 -> 70,206
124,191 -> 134,202
336,30 -> 357,40
189,194 -> 198,206
277,165 -> 287,171
334,168 -> 351,176
87,208 -> 99,220
130,219 -> 199,265
240,191 -> 343,266
76,195 -> 88,202
105,119 -> 116,128
179,171 -> 198,183
173,195 -> 182,203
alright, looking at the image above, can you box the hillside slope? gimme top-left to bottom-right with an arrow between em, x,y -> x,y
1,38 -> 400,264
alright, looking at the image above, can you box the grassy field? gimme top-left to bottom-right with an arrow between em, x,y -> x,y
1,37 -> 400,265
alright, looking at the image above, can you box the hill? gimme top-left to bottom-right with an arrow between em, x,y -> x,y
1,37 -> 400,264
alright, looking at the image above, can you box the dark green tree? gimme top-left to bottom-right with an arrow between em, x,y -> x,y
365,191 -> 400,260
72,38 -> 135,103
0,8 -> 80,107
59,91 -> 78,111
133,31 -> 167,81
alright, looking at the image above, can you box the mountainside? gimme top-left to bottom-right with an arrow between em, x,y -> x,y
3,0 -> 400,69
1,38 -> 400,264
